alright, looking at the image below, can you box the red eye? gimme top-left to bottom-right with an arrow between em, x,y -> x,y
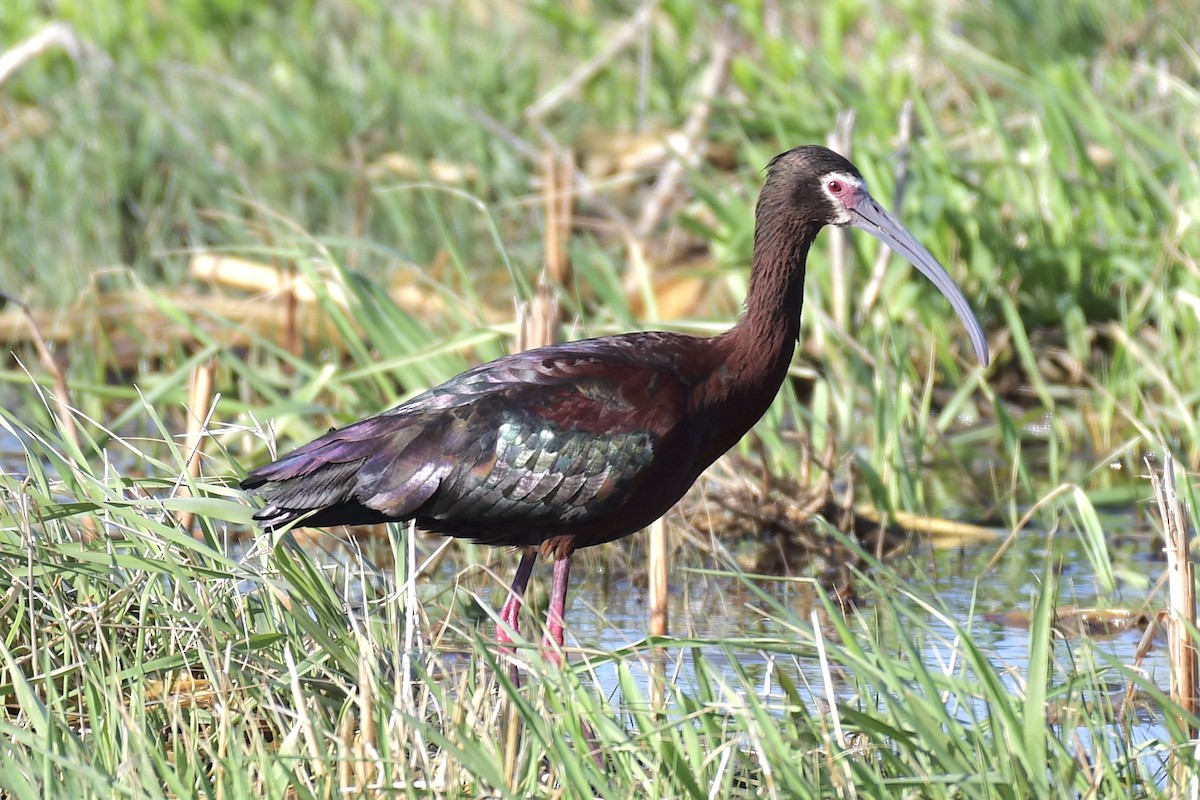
827,180 -> 843,193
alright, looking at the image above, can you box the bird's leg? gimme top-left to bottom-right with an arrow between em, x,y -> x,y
544,552 -> 604,766
496,549 -> 537,687
496,548 -> 537,650
543,553 -> 572,667
497,550 -> 537,687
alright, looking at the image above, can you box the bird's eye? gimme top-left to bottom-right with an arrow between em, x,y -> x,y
827,179 -> 844,194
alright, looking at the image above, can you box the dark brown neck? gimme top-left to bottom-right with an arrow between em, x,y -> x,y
678,210 -> 817,486
714,209 -> 818,401
684,212 -> 816,470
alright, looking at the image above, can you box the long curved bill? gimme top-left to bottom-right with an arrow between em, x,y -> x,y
850,196 -> 989,367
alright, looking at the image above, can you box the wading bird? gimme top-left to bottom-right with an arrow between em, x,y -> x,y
241,145 -> 989,665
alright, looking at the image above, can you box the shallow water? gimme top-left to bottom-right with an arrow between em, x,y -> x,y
456,513 -> 1171,777
292,492 -> 1169,759
509,524 -> 1163,694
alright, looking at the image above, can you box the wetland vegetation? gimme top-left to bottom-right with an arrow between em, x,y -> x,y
1,1 -> 1199,796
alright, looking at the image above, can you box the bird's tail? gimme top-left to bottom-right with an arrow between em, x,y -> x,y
241,457 -> 383,531
240,415 -> 438,532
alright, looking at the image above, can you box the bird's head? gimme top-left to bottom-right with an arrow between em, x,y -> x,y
764,145 -> 989,366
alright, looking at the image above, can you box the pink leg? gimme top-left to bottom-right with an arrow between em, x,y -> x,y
496,549 -> 537,648
543,553 -> 572,666
543,553 -> 600,763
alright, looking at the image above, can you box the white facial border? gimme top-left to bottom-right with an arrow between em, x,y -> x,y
818,171 -> 868,226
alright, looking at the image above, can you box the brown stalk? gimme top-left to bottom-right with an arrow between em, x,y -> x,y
356,633 -> 378,787
515,147 -> 571,354
176,360 -> 215,534
1146,452 -> 1197,794
649,516 -> 669,638
542,148 -> 575,289
501,149 -> 575,781
525,0 -> 659,122
336,709 -> 356,792
632,6 -> 734,241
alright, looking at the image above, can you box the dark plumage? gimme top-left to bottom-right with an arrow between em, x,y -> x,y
241,145 -> 989,658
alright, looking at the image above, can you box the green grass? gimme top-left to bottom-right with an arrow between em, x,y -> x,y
1,0 -> 1199,796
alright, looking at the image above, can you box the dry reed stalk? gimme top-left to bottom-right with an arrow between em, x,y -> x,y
356,632 -> 378,789
0,22 -> 109,87
175,360 -> 215,534
399,519 -> 420,717
0,288 -> 359,363
525,0 -> 659,121
336,708 -> 356,792
543,148 -> 575,288
1147,453 -> 1198,795
515,273 -> 562,356
515,150 -> 569,354
500,150 -> 575,784
649,517 -> 669,638
502,697 -> 521,790
631,6 -> 734,241
16,302 -> 79,456
191,254 -> 349,306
